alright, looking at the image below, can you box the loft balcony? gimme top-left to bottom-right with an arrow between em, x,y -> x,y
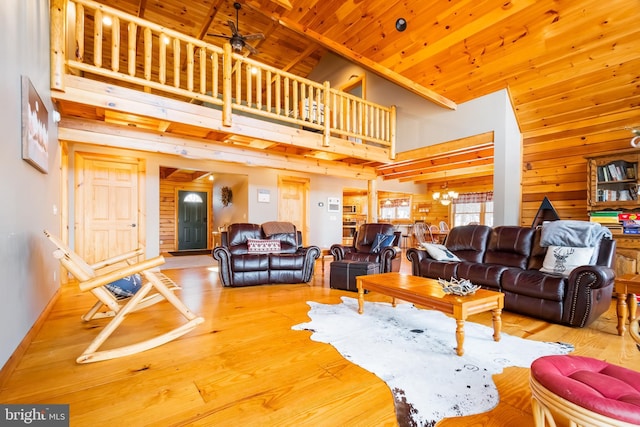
50,0 -> 397,180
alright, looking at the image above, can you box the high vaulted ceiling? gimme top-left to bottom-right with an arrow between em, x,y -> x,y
78,0 -> 639,185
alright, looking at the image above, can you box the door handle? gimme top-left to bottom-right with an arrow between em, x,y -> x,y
131,223 -> 137,228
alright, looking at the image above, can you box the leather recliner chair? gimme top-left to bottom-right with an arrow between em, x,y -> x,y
330,223 -> 402,273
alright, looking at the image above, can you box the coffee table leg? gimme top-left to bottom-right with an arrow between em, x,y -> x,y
629,294 -> 637,322
357,279 -> 364,314
491,308 -> 502,342
617,292 -> 628,336
455,319 -> 465,356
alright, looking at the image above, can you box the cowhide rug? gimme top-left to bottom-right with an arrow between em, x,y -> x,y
292,297 -> 573,427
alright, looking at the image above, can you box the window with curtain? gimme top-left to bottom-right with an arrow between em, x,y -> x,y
452,192 -> 493,227
379,198 -> 411,220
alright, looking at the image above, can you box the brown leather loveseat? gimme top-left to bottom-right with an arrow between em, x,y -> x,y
212,222 -> 320,287
406,223 -> 616,327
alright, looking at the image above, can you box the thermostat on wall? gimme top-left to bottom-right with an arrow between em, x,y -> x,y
327,197 -> 340,212
257,189 -> 270,203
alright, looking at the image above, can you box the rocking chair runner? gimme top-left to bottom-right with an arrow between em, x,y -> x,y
44,230 -> 204,364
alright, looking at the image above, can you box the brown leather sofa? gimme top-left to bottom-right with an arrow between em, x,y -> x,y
212,222 -> 320,287
406,224 -> 616,327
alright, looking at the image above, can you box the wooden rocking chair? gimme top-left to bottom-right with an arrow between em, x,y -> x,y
44,230 -> 204,364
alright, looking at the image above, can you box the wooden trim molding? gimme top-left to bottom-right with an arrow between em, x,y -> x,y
0,289 -> 61,389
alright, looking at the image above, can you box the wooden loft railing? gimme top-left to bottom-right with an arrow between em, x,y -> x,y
50,0 -> 396,158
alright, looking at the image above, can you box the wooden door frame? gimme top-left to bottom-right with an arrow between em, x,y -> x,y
173,187 -> 212,250
278,175 -> 310,246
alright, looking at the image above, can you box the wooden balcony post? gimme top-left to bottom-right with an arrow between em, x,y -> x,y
390,105 -> 397,160
222,43 -> 232,127
368,179 -> 378,223
323,81 -> 330,147
50,0 -> 66,90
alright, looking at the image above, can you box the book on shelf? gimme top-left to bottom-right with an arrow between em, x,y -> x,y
590,211 -> 622,224
590,210 -> 621,216
607,164 -> 621,181
619,213 -> 640,221
599,161 -> 637,182
622,219 -> 640,234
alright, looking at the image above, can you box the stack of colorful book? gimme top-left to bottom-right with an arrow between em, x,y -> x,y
619,213 -> 640,234
589,211 -> 623,234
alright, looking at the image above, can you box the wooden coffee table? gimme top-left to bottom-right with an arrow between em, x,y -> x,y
356,272 -> 504,356
615,273 -> 640,335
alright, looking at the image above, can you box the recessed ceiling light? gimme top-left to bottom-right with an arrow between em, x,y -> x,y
395,18 -> 407,32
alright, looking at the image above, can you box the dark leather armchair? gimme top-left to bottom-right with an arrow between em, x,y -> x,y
330,223 -> 402,273
212,222 -> 320,287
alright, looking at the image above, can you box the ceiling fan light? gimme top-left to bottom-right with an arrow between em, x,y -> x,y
230,38 -> 243,51
432,192 -> 441,200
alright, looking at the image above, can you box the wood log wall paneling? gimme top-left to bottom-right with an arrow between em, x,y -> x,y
521,127 -> 635,226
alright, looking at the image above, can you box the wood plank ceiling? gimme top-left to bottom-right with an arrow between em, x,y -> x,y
70,0 -> 640,187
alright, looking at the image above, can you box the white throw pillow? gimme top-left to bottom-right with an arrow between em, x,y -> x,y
539,246 -> 595,277
421,243 -> 461,262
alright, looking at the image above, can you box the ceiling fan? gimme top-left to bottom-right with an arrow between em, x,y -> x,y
207,2 -> 264,55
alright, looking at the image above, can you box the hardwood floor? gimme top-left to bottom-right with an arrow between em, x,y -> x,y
1,257 -> 638,426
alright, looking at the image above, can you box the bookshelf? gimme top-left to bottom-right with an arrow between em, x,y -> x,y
586,150 -> 640,275
587,151 -> 639,207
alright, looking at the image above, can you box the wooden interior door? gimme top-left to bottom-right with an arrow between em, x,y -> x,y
75,153 -> 143,263
278,175 -> 309,245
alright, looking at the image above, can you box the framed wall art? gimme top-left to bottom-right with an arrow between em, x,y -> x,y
21,76 -> 49,173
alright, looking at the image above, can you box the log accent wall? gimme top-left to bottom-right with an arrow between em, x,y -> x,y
521,126 -> 635,226
159,173 -> 213,253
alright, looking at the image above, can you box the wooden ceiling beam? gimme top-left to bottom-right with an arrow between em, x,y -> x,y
136,0 -> 148,18
196,0 -> 226,40
385,157 -> 494,181
280,43 -> 319,74
379,148 -> 494,178
268,0 -> 292,11
378,146 -> 494,173
393,131 -> 494,163
401,164 -> 494,183
160,167 -> 178,179
58,118 -> 379,180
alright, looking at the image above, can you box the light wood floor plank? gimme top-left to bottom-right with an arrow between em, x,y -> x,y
0,256 -> 637,426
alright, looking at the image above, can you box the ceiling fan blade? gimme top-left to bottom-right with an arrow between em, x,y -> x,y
228,20 -> 238,36
207,33 -> 232,40
244,43 -> 259,56
243,33 -> 265,41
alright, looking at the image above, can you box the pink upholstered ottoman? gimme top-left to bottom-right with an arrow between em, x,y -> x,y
530,355 -> 640,426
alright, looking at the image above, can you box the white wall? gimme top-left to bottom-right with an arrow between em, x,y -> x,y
0,0 -> 62,369
309,53 -> 522,225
